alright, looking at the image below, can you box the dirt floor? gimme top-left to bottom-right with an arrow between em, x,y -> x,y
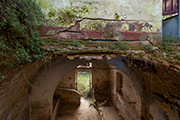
55,97 -> 123,120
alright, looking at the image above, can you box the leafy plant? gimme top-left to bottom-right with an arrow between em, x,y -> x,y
100,43 -> 104,48
109,42 -> 130,50
119,43 -> 130,50
0,75 -> 4,81
176,54 -> 180,60
109,44 -> 115,50
158,43 -> 168,50
70,41 -> 81,47
143,45 -> 154,53
23,71 -> 32,87
109,42 -> 119,50
0,0 -> 45,73
163,33 -> 180,43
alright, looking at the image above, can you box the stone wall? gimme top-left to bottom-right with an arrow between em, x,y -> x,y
0,61 -> 44,120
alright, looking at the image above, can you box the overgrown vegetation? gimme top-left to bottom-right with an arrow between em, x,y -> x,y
44,2 -> 89,27
139,34 -> 180,55
120,43 -> 130,50
109,42 -> 130,50
143,45 -> 154,53
158,34 -> 180,54
77,71 -> 90,97
70,41 -> 81,47
163,34 -> 180,43
1,0 -> 179,80
0,0 -> 45,77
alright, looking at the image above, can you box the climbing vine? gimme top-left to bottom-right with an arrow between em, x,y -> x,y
0,0 -> 45,76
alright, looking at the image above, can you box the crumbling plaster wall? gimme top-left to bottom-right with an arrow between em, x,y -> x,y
123,58 -> 180,120
40,0 -> 162,45
109,64 -> 142,120
40,0 -> 162,21
92,62 -> 110,101
105,56 -> 180,120
56,69 -> 76,89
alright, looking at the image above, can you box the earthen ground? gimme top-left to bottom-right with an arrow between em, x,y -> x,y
55,97 -> 122,120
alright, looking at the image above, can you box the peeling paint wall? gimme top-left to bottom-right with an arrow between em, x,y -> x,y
39,0 -> 162,21
39,0 -> 162,45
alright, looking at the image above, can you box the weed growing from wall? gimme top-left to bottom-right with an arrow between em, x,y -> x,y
158,34 -> 180,55
109,42 -> 130,50
120,43 -> 130,50
143,45 -> 154,53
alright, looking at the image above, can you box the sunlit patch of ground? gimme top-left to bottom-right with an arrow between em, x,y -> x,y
55,97 -> 122,120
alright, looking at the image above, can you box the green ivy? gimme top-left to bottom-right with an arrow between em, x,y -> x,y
100,43 -> 104,48
0,0 -> 45,73
158,34 -> 180,54
70,41 -> 81,47
109,42 -> 129,50
119,43 -> 130,50
143,45 -> 153,53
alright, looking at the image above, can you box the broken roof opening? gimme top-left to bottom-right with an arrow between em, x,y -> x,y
77,62 -> 92,68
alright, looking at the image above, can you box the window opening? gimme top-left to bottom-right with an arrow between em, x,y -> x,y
116,72 -> 123,96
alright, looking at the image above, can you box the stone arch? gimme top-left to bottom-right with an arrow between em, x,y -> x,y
29,56 -> 144,120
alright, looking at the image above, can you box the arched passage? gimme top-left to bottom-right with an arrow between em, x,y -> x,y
29,56 -> 144,120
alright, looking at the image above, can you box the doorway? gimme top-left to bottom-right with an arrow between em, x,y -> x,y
75,71 -> 92,97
